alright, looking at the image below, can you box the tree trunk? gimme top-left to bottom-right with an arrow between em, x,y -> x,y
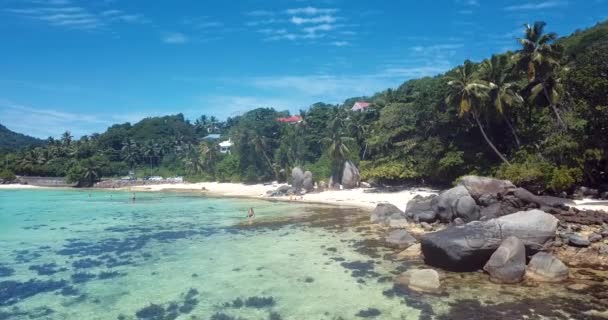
542,85 -> 566,129
504,116 -> 521,147
472,112 -> 511,165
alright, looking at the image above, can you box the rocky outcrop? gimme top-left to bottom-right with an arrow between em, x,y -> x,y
341,160 -> 360,189
395,269 -> 441,293
302,171 -> 314,192
430,186 -> 479,222
420,210 -> 558,271
385,230 -> 417,249
526,252 -> 569,282
483,236 -> 526,284
291,167 -> 304,191
458,176 -> 515,200
370,203 -> 404,225
405,195 -> 437,223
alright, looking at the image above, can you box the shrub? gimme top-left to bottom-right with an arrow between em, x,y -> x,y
215,154 -> 240,182
496,152 -> 553,193
360,160 -> 418,183
66,165 -> 84,184
0,169 -> 16,182
549,166 -> 582,193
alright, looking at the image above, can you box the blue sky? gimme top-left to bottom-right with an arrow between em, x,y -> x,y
0,0 -> 606,138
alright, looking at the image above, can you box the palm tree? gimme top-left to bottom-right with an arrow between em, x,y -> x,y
199,141 -> 218,172
324,108 -> 355,183
479,54 -> 524,146
324,132 -> 354,184
516,21 -> 565,128
446,60 -> 511,165
81,162 -> 100,186
250,132 -> 278,180
61,131 -> 73,146
121,138 -> 139,169
182,149 -> 204,175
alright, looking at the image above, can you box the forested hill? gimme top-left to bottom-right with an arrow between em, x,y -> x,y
1,20 -> 607,194
0,124 -> 45,152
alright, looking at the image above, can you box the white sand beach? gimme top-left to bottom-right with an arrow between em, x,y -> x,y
0,184 -> 44,189
3,181 -> 607,213
126,182 -> 437,211
125,182 -> 608,213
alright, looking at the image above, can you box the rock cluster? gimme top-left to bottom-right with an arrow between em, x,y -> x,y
368,176 -> 608,287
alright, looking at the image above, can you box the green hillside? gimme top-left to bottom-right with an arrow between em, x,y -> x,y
0,124 -> 45,153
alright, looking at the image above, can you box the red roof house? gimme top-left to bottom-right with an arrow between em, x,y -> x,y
351,101 -> 371,112
276,115 -> 303,124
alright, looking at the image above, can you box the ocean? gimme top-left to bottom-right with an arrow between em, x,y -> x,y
1,189 -> 606,320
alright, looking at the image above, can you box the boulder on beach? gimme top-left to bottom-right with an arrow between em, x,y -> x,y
385,229 -> 417,249
483,236 -> 526,284
395,269 -> 441,292
458,176 -> 515,200
405,195 -> 437,223
370,203 -> 404,225
292,167 -> 304,191
430,186 -> 472,222
420,210 -> 558,271
303,171 -> 314,192
526,252 -> 569,282
341,160 -> 360,189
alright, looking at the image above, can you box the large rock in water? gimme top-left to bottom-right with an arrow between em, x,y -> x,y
302,171 -> 314,192
370,203 -> 404,225
385,230 -> 417,249
341,160 -> 360,189
526,252 -> 569,282
483,236 -> 526,284
421,210 -> 558,271
458,176 -> 515,200
405,195 -> 437,223
291,167 -> 304,191
395,269 -> 441,293
430,186 -> 479,222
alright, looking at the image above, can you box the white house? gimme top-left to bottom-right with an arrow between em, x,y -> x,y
219,139 -> 233,154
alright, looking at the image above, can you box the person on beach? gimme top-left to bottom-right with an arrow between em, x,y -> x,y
246,207 -> 255,224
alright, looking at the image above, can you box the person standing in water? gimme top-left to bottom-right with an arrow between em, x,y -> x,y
247,207 -> 255,223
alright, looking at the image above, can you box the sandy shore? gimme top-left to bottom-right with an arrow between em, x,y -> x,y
0,184 -> 44,189
2,181 -> 607,212
126,182 -> 437,211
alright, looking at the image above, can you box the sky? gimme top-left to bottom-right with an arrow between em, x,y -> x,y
0,0 -> 607,138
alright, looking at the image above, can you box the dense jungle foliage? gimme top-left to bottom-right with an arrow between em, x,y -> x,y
1,21 -> 607,193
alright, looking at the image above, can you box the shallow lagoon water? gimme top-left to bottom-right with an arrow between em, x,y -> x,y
1,189 -> 607,320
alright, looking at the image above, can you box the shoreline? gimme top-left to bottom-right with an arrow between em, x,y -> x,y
125,182 -> 439,212
2,182 -> 607,213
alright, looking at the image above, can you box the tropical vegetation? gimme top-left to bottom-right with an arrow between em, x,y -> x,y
1,20 -> 607,193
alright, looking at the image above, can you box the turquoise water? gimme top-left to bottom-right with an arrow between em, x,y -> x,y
1,189 -> 607,320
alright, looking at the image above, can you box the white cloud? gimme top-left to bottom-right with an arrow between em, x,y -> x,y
290,15 -> 336,25
285,7 -> 338,15
504,1 -> 567,11
0,99 -> 112,138
245,6 -> 352,44
331,41 -> 350,47
162,32 -> 188,44
5,2 -> 147,31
